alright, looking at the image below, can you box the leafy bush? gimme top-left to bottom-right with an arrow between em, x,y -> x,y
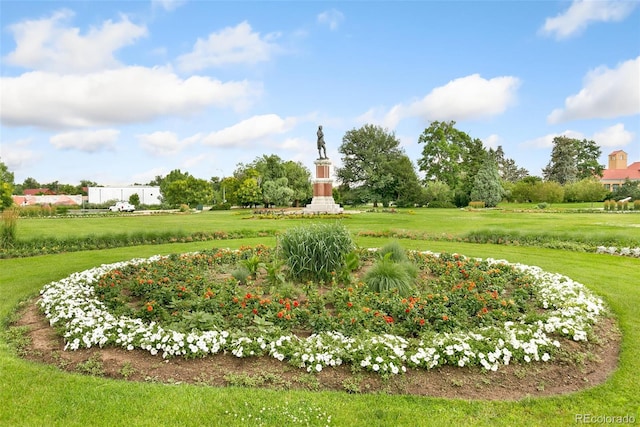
278,222 -> 355,282
468,201 -> 486,209
363,255 -> 415,297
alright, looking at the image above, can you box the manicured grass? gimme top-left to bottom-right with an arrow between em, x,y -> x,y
14,208 -> 640,244
1,211 -> 639,426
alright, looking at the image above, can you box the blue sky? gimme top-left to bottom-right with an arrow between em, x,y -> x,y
1,0 -> 639,186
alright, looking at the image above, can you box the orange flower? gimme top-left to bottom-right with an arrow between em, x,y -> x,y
347,301 -> 353,308
442,315 -> 449,321
146,304 -> 153,312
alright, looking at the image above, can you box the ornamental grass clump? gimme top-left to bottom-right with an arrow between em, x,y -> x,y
278,222 -> 355,283
364,254 -> 416,297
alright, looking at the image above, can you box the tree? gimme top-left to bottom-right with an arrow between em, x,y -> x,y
129,193 -> 141,207
336,124 -> 406,206
283,160 -> 312,207
22,177 -> 41,189
384,155 -> 425,207
159,170 -> 213,207
610,179 -> 640,201
543,136 -> 582,184
470,158 -> 504,207
490,146 -> 529,182
575,139 -> 604,179
0,160 -> 14,210
424,181 -> 454,205
236,178 -> 262,208
417,121 -> 469,189
262,177 -> 294,207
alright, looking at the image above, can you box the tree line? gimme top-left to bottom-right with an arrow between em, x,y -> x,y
1,121 -> 638,211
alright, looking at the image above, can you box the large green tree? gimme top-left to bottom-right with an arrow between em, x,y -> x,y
490,146 -> 529,182
543,137 -> 577,184
159,169 -> 213,208
0,160 -> 15,210
283,160 -> 312,207
417,121 -> 490,206
575,139 -> 604,179
336,124 -> 406,206
470,158 -> 504,207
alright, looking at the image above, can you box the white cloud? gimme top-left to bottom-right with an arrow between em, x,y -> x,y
593,123 -> 635,147
0,139 -> 40,171
540,0 -> 638,39
317,9 -> 345,30
4,9 -> 147,73
0,67 -> 262,129
202,114 -> 297,147
362,74 -> 520,128
50,129 -> 119,152
483,134 -> 502,150
521,124 -> 634,150
521,130 -> 586,149
548,57 -> 640,123
176,21 -> 281,72
131,167 -> 167,186
137,131 -> 202,156
152,0 -> 186,12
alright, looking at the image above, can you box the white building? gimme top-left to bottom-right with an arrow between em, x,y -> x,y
88,186 -> 161,205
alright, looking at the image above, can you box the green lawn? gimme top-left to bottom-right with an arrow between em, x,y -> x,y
1,209 -> 639,426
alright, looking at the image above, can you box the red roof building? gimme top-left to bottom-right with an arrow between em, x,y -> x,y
601,150 -> 640,191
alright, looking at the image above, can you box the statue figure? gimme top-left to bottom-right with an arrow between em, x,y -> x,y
317,125 -> 327,159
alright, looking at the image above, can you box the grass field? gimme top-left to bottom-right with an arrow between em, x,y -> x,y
1,208 -> 639,426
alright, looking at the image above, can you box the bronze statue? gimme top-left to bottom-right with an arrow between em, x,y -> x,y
317,125 -> 327,159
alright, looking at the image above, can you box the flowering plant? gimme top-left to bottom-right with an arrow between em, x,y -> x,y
39,246 -> 607,375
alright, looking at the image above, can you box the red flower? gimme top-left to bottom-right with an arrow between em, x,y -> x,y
245,293 -> 252,299
252,308 -> 258,315
347,301 -> 353,308
419,318 -> 425,325
146,304 -> 153,312
293,300 -> 299,308
277,311 -> 284,318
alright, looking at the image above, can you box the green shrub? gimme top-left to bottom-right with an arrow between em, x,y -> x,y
634,200 -> 640,211
468,201 -> 485,209
278,223 -> 355,283
231,266 -> 251,285
363,256 -> 415,297
377,240 -> 408,263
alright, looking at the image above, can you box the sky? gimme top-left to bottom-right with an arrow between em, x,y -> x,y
1,0 -> 639,187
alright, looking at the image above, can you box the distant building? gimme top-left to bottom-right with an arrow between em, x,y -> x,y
23,188 -> 57,196
13,194 -> 83,206
87,186 -> 161,205
601,150 -> 640,192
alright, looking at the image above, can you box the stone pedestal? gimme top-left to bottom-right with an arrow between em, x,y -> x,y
303,159 -> 343,214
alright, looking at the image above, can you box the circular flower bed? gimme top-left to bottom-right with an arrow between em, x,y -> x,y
39,246 -> 606,376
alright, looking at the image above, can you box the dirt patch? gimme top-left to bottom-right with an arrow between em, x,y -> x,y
13,300 -> 620,400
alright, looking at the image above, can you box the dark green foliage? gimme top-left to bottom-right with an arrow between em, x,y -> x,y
470,158 -> 504,207
278,222 -> 355,282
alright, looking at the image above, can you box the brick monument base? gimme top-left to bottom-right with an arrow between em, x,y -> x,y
303,159 -> 343,214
